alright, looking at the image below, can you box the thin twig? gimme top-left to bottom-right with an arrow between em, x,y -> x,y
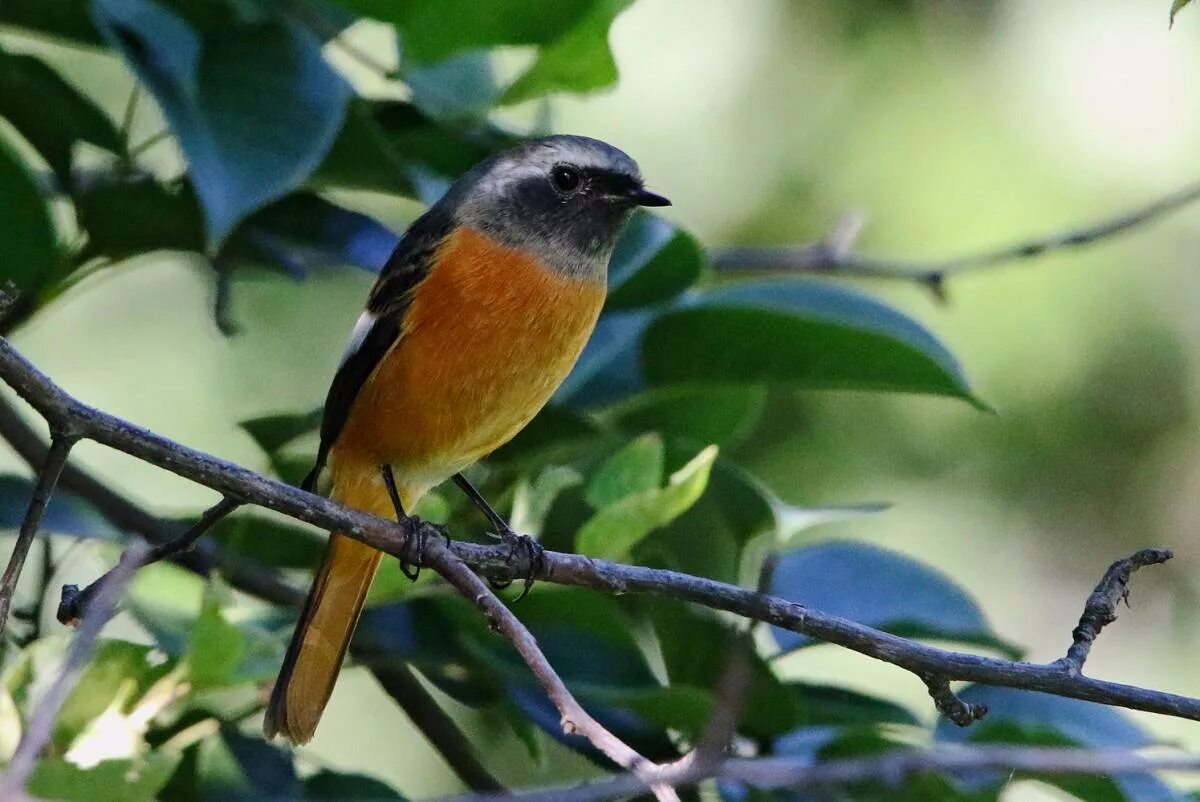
0,542 -> 149,792
437,745 -> 1200,802
921,675 -> 988,726
1,337 -> 1198,728
0,434 -> 75,640
1057,548 -> 1174,675
56,496 -> 241,626
711,180 -> 1200,297
419,534 -> 681,802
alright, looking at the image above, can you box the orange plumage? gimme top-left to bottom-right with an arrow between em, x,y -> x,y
265,227 -> 605,742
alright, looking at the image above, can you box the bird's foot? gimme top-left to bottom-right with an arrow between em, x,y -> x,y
398,518 -> 449,582
488,526 -> 545,601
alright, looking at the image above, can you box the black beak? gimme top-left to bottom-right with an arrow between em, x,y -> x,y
631,188 -> 671,207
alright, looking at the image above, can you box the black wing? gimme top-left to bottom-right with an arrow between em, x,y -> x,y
302,207 -> 454,491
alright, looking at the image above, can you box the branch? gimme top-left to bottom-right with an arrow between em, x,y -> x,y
0,433 -> 75,641
438,745 -> 1200,802
0,397 -> 504,793
0,334 -> 1197,767
711,179 -> 1200,298
0,542 -> 149,793
1057,548 -> 1174,675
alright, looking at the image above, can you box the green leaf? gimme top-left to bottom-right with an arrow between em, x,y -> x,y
770,499 -> 889,545
0,137 -> 57,297
584,433 -> 664,509
51,641 -> 174,750
228,194 -> 398,277
0,476 -> 119,539
238,408 -> 322,455
405,50 -> 500,122
602,384 -> 767,449
28,755 -> 179,802
501,0 -> 634,104
205,511 -> 324,570
641,279 -> 982,405
76,178 -> 204,262
509,465 -> 583,537
0,0 -> 103,45
185,583 -> 244,690
197,724 -> 300,801
770,541 -> 1020,658
351,0 -> 618,64
938,687 -> 1179,802
790,682 -> 920,728
304,770 -> 405,800
92,0 -> 351,247
1171,0 -> 1194,26
606,212 -> 704,310
0,51 -> 122,179
576,444 -> 718,560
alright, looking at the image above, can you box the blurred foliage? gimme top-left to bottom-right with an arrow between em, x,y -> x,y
0,0 -> 1194,800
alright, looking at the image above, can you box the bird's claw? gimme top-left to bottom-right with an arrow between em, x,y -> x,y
487,527 -> 544,601
397,518 -> 449,582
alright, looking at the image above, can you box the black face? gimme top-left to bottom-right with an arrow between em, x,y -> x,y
494,162 -> 671,260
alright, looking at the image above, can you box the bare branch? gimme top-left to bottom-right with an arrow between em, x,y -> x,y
0,542 -> 149,793
439,745 -> 1200,802
711,180 -> 1200,297
921,675 -> 988,726
1,336 -> 1199,741
0,398 -> 505,793
419,534 -> 681,802
0,434 -> 75,640
1057,548 -> 1174,675
56,496 -> 240,626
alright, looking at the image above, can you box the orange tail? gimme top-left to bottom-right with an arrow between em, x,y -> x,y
264,531 -> 382,743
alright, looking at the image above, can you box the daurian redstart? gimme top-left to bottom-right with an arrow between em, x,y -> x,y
264,135 -> 669,743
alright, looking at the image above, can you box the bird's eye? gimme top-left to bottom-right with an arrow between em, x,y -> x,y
551,165 -> 581,194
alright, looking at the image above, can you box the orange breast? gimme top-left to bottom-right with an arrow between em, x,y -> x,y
331,226 -> 606,492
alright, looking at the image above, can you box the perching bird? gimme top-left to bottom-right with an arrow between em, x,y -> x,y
264,135 -> 669,743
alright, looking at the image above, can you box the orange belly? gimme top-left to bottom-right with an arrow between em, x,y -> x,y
330,226 -> 606,497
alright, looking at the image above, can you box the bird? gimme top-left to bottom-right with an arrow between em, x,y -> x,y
263,135 -> 670,744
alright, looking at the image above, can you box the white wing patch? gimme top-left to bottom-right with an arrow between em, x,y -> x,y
339,311 -> 378,368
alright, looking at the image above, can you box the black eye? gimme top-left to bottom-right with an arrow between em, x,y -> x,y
551,165 -> 581,194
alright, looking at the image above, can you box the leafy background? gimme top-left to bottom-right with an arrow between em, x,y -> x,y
2,0 -> 1200,800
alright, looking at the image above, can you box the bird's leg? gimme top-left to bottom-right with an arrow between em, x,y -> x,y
381,464 -> 423,581
452,472 -> 544,600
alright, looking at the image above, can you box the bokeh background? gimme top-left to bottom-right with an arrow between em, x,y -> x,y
4,1 -> 1200,799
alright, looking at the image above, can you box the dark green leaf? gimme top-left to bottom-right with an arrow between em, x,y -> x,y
304,770 -> 405,800
0,51 -> 122,179
606,212 -> 704,309
0,0 -> 103,44
350,0 -> 618,64
28,755 -> 179,802
205,511 -> 324,570
76,177 -> 204,261
405,50 -> 500,121
227,194 -> 398,277
602,384 -> 767,448
502,0 -> 634,104
92,0 -> 351,247
197,724 -> 300,801
938,687 -> 1180,802
239,408 -> 322,455
790,682 -> 920,727
0,475 -> 119,539
556,309 -> 654,407
769,541 -> 1019,657
0,137 -> 57,296
641,280 -> 981,405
